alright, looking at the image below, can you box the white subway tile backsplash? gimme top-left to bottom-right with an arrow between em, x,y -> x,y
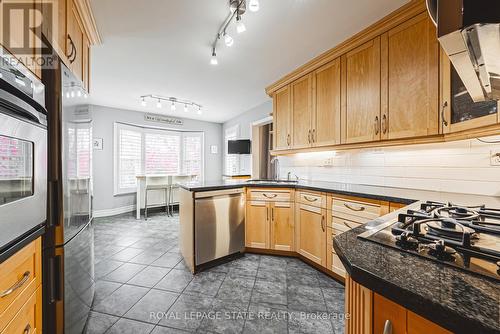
279,136 -> 500,196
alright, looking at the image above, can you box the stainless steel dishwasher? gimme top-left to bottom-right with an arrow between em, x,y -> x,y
194,188 -> 245,266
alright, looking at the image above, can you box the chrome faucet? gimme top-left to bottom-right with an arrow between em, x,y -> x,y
270,157 -> 280,181
287,171 -> 299,182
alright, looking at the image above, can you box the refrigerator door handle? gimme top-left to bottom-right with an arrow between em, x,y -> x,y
47,180 -> 59,227
47,255 -> 63,303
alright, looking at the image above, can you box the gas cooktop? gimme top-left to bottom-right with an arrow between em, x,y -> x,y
358,201 -> 500,281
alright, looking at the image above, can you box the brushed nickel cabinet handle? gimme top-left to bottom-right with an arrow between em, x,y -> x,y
312,129 -> 316,143
344,203 -> 365,212
343,221 -> 354,229
304,195 -> 318,202
382,114 -> 387,134
0,271 -> 30,298
383,320 -> 393,334
287,134 -> 291,146
266,206 -> 269,221
271,207 -> 274,221
308,130 -> 311,144
441,101 -> 449,127
23,324 -> 32,334
263,193 -> 277,199
321,215 -> 325,232
374,116 -> 380,135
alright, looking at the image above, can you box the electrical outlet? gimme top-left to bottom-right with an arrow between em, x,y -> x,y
490,151 -> 500,166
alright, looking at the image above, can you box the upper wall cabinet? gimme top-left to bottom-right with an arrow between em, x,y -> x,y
273,85 -> 292,150
313,59 -> 341,146
384,13 -> 439,140
291,74 -> 313,149
342,37 -> 381,144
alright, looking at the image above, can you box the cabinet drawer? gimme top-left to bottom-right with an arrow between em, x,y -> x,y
247,188 -> 292,202
297,191 -> 326,208
1,287 -> 42,334
330,217 -> 362,232
0,238 -> 41,332
332,197 -> 383,223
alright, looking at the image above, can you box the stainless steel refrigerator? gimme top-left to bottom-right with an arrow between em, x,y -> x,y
43,60 -> 94,334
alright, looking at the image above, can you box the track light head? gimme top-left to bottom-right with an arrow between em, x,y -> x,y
210,49 -> 218,65
236,16 -> 246,33
249,0 -> 259,12
224,33 -> 234,47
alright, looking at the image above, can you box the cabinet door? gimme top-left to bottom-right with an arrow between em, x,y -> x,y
271,202 -> 294,251
343,37 -> 381,144
67,2 -> 83,81
407,311 -> 451,334
82,33 -> 90,91
386,13 -> 439,140
313,58 -> 341,146
273,85 -> 292,150
296,204 -> 326,265
245,201 -> 269,249
373,293 -> 407,334
291,74 -> 313,149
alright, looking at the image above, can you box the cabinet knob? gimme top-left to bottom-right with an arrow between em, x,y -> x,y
383,320 -> 393,334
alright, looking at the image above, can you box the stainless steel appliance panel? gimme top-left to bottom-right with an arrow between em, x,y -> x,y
194,189 -> 245,265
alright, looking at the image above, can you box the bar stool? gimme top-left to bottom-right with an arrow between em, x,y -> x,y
167,175 -> 193,215
144,175 -> 171,220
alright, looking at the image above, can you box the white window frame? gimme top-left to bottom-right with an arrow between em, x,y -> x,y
113,122 -> 205,195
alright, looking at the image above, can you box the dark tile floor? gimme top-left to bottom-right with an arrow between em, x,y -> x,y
85,211 -> 345,334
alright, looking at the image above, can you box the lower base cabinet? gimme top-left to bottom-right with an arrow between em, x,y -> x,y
296,203 -> 326,266
270,201 -> 294,251
246,200 -> 269,249
346,275 -> 451,334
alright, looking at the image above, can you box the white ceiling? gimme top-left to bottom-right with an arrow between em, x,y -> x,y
89,0 -> 408,123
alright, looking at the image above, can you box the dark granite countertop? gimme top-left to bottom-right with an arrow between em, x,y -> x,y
333,202 -> 500,334
179,179 -> 500,207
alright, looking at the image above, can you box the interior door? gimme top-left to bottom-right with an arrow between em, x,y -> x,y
271,201 -> 294,251
297,203 -> 326,265
314,58 -> 341,146
245,201 -> 269,249
386,13 -> 439,139
343,37 -> 381,144
273,86 -> 291,150
291,74 -> 313,149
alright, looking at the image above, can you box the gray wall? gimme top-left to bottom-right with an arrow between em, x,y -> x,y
222,101 -> 272,174
222,100 -> 272,139
91,105 -> 222,211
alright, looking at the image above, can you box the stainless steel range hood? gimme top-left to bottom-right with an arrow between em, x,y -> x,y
426,0 -> 500,102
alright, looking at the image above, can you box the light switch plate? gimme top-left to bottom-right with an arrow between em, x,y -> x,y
490,150 -> 500,166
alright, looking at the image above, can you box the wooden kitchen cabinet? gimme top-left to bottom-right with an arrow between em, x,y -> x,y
342,37 -> 382,144
270,202 -> 294,251
345,274 -> 373,334
384,12 -> 439,140
291,74 -> 313,149
407,310 -> 451,334
246,200 -> 269,249
273,85 -> 292,150
296,203 -> 326,266
374,293 -> 407,334
67,1 -> 84,82
313,58 -> 341,146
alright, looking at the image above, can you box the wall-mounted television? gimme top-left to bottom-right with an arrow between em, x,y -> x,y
228,139 -> 251,154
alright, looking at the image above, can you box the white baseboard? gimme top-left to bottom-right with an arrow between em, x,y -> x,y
93,205 -> 136,218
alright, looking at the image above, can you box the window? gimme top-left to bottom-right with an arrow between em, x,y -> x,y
114,123 -> 204,194
225,125 -> 239,175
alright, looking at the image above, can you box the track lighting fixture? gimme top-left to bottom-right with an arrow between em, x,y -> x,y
210,0 -> 260,65
139,95 -> 204,116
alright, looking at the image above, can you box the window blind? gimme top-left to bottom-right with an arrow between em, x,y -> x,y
182,133 -> 203,180
225,125 -> 239,175
145,132 -> 180,175
118,128 -> 142,189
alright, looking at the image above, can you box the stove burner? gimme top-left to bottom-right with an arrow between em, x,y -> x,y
434,206 -> 480,221
395,231 -> 419,250
426,218 -> 476,240
428,240 -> 456,261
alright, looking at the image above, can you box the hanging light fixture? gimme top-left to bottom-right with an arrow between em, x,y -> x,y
197,106 -> 202,115
171,101 -> 176,111
236,15 -> 246,33
156,99 -> 162,108
140,95 -> 203,116
224,33 -> 234,47
141,97 -> 147,107
249,0 -> 259,12
210,48 -> 218,65
184,104 -> 188,112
